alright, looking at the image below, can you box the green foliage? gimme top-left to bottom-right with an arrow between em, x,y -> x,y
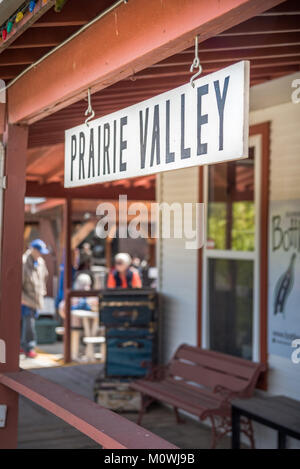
207,203 -> 226,250
207,201 -> 255,251
232,202 -> 255,251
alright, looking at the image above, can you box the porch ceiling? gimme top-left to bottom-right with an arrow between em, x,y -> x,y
27,0 -> 300,150
2,1 -> 299,83
2,0 -> 298,189
0,0 -> 117,76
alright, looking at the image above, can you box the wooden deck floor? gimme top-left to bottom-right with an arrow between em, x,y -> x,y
18,364 -> 232,449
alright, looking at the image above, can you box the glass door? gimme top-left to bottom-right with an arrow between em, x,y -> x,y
202,136 -> 261,361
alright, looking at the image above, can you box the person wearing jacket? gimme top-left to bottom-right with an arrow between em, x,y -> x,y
21,239 -> 49,358
107,253 -> 142,288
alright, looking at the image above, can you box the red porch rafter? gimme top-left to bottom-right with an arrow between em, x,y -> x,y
7,0 -> 286,125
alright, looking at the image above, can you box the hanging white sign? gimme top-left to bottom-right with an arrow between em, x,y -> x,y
64,61 -> 249,188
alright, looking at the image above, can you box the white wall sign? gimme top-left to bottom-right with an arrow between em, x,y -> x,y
268,200 -> 300,359
65,61 -> 249,188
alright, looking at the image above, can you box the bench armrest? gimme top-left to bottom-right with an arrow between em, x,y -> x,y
214,385 -> 242,402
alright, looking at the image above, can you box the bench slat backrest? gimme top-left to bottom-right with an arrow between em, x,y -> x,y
168,344 -> 265,396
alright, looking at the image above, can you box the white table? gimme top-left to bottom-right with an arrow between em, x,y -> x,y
71,309 -> 99,360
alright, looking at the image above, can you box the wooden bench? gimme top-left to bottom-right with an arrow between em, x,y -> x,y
131,344 -> 266,448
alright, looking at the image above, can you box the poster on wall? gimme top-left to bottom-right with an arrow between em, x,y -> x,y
268,200 -> 300,359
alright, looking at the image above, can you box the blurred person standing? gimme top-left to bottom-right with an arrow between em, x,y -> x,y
107,253 -> 142,288
78,242 -> 93,271
21,239 -> 49,358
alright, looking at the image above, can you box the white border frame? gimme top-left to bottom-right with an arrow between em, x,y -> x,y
201,135 -> 262,362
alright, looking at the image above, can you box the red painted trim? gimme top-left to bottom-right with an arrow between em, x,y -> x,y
197,166 -> 203,347
0,370 -> 177,449
250,122 -> 270,389
0,124 -> 28,449
63,198 -> 72,363
26,181 -> 155,200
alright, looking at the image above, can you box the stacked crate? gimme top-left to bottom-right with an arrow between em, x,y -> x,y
94,289 -> 157,411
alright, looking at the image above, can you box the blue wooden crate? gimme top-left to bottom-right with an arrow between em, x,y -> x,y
101,305 -> 153,326
106,327 -> 153,338
106,332 -> 154,377
100,292 -> 155,327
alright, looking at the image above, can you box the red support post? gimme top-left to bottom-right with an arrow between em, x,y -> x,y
0,124 -> 28,449
197,166 -> 204,347
63,197 -> 72,363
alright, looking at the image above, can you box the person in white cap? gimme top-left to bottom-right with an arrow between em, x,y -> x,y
107,253 -> 142,288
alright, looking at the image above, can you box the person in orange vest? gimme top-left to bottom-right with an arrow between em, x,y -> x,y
107,253 -> 142,289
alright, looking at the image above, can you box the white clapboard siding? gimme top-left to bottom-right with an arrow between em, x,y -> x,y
250,101 -> 300,201
156,168 -> 199,362
250,99 -> 300,448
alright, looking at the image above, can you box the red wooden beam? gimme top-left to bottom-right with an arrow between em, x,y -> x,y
0,48 -> 53,66
8,0 -> 285,124
0,124 -> 28,449
249,64 -> 299,76
10,26 -> 78,49
145,56 -> 300,74
221,16 -> 300,36
183,32 -> 300,51
33,0 -> 113,27
0,65 -> 28,80
26,180 -> 156,200
37,89 -> 172,113
157,45 -> 300,65
263,0 -> 300,14
120,61 -> 300,80
0,370 -> 177,449
27,144 -> 64,169
44,164 -> 64,182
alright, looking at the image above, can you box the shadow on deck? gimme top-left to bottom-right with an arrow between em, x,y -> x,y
18,364 -> 232,449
